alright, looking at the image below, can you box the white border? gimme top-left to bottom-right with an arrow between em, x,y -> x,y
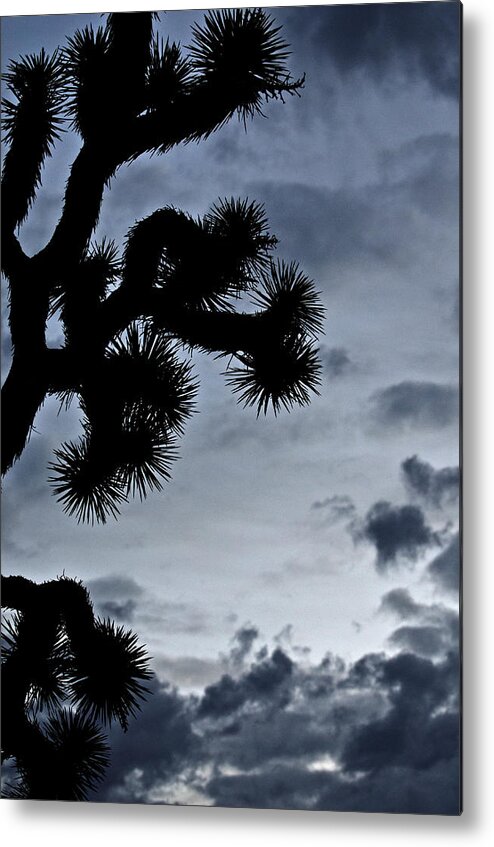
2,1 -> 493,844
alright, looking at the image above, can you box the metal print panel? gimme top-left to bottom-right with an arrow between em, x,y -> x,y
1,2 -> 462,814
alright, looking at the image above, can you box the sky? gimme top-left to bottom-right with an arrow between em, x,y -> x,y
1,2 -> 461,814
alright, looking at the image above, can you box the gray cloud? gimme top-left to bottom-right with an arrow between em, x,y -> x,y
251,129 -> 458,284
358,501 -> 440,572
378,133 -> 459,219
98,599 -> 138,623
320,346 -> 352,378
86,575 -> 144,622
154,655 -> 223,690
99,678 -> 202,804
86,574 -> 210,636
251,180 -> 399,276
90,621 -> 459,814
198,648 -> 294,719
284,2 -> 460,98
87,574 -> 144,603
388,624 -> 450,658
369,381 -> 459,431
427,533 -> 460,594
341,650 -> 459,774
379,586 -> 459,657
379,586 -> 422,619
310,494 -> 356,527
227,624 -> 259,671
402,454 -> 459,508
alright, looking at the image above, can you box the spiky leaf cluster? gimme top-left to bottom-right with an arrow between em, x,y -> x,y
145,37 -> 193,111
1,48 -> 65,227
189,8 -> 304,122
64,25 -> 110,136
226,334 -> 322,416
49,324 -> 195,523
2,575 -> 152,800
5,711 -> 110,801
205,197 -> 277,284
253,260 -> 325,338
68,620 -> 152,731
51,237 -> 120,326
2,10 -> 324,522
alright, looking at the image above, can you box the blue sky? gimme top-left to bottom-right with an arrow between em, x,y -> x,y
1,3 -> 461,813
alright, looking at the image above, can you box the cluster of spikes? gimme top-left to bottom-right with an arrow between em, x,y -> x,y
1,575 -> 152,800
2,10 -> 324,524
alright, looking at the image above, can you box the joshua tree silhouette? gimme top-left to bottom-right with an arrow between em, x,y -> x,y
1,9 -> 324,524
1,574 -> 152,800
1,7 -> 323,802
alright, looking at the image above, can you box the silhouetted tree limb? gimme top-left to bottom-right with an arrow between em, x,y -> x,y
1,9 -> 323,520
1,574 -> 152,800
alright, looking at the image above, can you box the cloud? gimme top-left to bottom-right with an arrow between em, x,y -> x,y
369,381 -> 459,431
98,678 -> 202,804
342,650 -> 459,774
90,620 -> 460,814
378,133 -> 459,220
226,624 -> 259,671
320,346 -> 352,378
427,533 -> 460,594
310,494 -> 356,527
401,454 -> 459,508
251,180 -> 402,275
154,655 -> 223,691
252,130 -> 458,286
285,2 -> 460,98
86,574 -> 210,635
358,501 -> 440,572
87,574 -> 144,602
379,587 -> 422,619
86,575 -> 144,622
198,648 -> 294,719
388,625 -> 450,658
379,586 -> 459,657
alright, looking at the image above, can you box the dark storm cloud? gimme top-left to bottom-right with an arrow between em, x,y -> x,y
310,494 -> 356,526
95,628 -> 459,814
427,532 -> 460,594
198,648 -> 293,718
379,586 -> 459,657
320,345 -> 352,378
387,624 -> 448,657
283,1 -> 460,98
342,650 -> 459,773
358,500 -> 439,571
402,454 -> 460,508
96,677 -> 201,803
205,648 -> 459,814
369,381 -> 459,431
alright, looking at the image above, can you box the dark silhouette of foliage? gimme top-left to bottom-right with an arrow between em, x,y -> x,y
1,574 -> 152,800
1,9 -> 324,524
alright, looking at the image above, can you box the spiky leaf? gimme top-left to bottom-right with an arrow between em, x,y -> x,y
189,8 -> 303,122
68,619 -> 152,730
226,336 -> 321,415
